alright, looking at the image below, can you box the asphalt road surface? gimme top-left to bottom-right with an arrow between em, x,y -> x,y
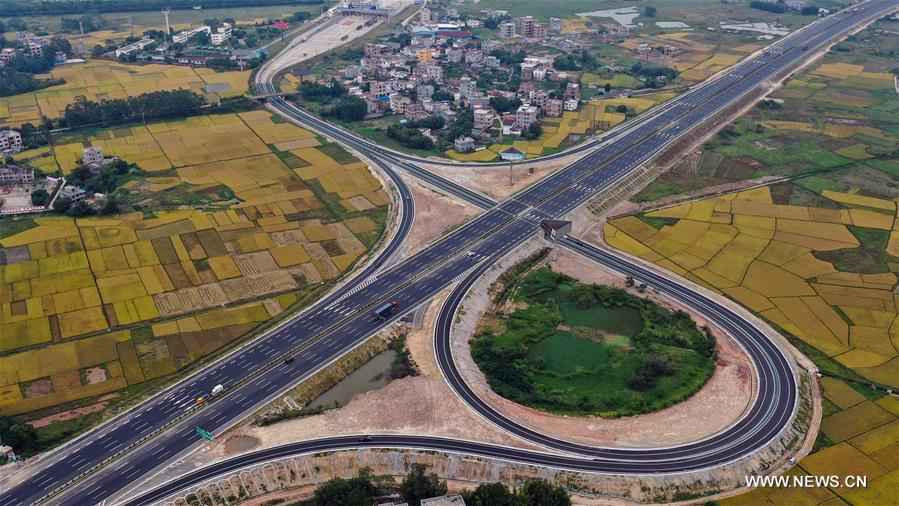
3,2 -> 895,505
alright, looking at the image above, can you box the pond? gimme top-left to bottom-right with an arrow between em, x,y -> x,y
306,349 -> 397,410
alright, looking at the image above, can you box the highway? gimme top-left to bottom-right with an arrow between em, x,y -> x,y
3,2 -> 896,505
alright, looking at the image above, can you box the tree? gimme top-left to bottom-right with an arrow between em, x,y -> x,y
332,95 -> 368,121
313,468 -> 386,506
67,200 -> 94,217
604,83 -> 612,93
53,197 -> 72,214
644,5 -> 657,17
400,464 -> 447,505
523,122 -> 543,140
521,479 -> 571,506
463,482 -> 527,506
30,188 -> 49,206
0,416 -> 38,453
490,95 -> 522,114
0,68 -> 65,97
749,0 -> 787,13
571,284 -> 596,309
800,5 -> 820,15
616,104 -> 628,114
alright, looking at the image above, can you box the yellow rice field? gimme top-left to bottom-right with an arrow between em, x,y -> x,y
606,186 -> 899,388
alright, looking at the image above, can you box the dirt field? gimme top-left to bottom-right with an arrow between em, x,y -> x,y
420,147 -> 593,201
399,176 -> 482,258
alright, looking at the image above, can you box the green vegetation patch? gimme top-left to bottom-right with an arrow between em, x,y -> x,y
0,218 -> 38,241
814,225 -> 899,274
472,267 -> 717,417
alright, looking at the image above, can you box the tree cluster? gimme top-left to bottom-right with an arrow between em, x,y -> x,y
489,95 -> 522,114
464,480 -> 571,506
60,14 -> 108,33
0,68 -> 65,97
386,123 -> 434,150
324,95 -> 368,121
0,416 -> 38,455
62,89 -> 205,127
311,464 -> 446,506
749,0 -> 787,14
299,79 -> 345,103
630,62 -> 678,88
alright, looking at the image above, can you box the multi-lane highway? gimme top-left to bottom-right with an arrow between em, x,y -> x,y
3,2 -> 896,505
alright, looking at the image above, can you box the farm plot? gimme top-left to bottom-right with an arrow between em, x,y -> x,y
0,112 -> 390,416
636,19 -> 899,203
606,185 -> 899,388
723,378 -> 899,506
0,60 -> 252,128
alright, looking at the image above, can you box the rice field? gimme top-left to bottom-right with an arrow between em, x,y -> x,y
0,60 -> 251,128
722,378 -> 899,506
606,185 -> 899,388
0,112 -> 389,416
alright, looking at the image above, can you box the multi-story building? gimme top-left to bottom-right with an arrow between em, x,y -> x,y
550,17 -> 562,31
459,77 -> 476,98
115,38 -> 154,57
211,23 -> 232,45
364,43 -> 387,57
0,130 -> 23,154
173,26 -> 212,44
468,94 -> 490,111
58,185 -> 87,202
370,81 -> 390,96
28,39 -> 48,57
446,48 -> 464,63
515,105 -> 539,131
564,82 -> 581,101
564,98 -> 579,111
514,16 -> 536,37
485,56 -> 499,68
390,94 -> 411,114
418,48 -> 433,62
416,83 -> 434,100
464,49 -> 483,65
0,164 -> 34,184
544,99 -> 563,117
422,64 -> 442,81
481,40 -> 502,54
454,136 -> 475,153
499,22 -> 516,39
0,48 -> 16,65
83,146 -> 104,167
472,108 -> 495,135
532,90 -> 549,109
345,65 -> 363,79
533,24 -> 548,40
420,7 -> 431,23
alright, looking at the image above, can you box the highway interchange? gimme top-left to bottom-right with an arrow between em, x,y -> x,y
3,2 -> 898,504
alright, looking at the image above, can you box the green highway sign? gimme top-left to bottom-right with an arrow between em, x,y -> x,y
195,426 -> 213,441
